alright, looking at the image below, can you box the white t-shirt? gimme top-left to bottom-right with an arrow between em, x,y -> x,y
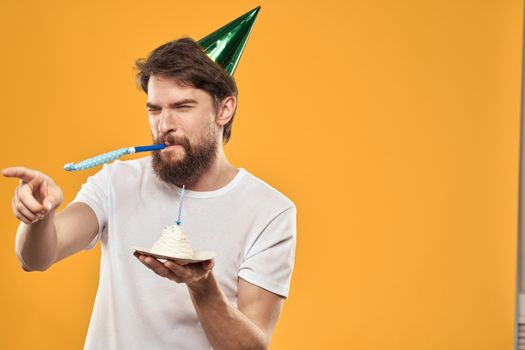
69,157 -> 296,350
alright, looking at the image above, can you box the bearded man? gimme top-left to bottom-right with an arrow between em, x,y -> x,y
3,36 -> 296,349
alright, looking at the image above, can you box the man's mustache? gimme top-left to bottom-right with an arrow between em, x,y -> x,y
155,135 -> 190,148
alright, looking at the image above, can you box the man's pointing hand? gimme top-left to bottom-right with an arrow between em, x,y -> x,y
2,166 -> 64,224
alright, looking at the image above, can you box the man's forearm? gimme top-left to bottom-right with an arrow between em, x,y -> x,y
188,272 -> 267,350
15,211 -> 58,271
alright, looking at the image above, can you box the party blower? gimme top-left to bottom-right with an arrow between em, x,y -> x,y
64,144 -> 166,171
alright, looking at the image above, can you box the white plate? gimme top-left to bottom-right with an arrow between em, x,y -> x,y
134,247 -> 216,265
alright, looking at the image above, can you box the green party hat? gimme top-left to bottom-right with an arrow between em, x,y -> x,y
198,6 -> 261,76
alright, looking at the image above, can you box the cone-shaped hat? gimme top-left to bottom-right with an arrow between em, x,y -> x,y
198,6 -> 261,76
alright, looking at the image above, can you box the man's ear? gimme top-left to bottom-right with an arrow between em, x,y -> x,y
216,96 -> 237,126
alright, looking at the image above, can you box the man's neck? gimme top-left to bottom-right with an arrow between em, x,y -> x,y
181,147 -> 238,192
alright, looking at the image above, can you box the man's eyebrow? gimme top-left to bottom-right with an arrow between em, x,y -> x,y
146,99 -> 198,109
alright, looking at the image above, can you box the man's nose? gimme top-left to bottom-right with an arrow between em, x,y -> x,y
157,109 -> 175,135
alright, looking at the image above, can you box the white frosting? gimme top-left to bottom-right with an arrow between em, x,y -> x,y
150,224 -> 194,259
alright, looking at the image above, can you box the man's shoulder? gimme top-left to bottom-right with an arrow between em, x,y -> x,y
238,168 -> 295,210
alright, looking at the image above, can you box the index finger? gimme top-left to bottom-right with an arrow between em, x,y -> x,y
2,167 -> 38,182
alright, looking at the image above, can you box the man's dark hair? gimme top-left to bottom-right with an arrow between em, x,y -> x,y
135,37 -> 238,144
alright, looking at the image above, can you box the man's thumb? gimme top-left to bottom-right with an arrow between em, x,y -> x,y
43,197 -> 54,211
203,259 -> 214,270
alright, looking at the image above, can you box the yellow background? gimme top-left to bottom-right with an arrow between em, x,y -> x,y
0,0 -> 522,349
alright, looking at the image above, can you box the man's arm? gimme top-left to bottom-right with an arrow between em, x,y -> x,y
189,274 -> 283,350
4,166 -> 100,271
135,256 -> 285,349
16,203 -> 99,271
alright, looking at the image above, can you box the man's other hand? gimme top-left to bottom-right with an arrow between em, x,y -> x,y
134,252 -> 214,288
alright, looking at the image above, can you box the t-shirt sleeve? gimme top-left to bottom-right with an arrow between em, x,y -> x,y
238,205 -> 297,299
67,164 -> 110,250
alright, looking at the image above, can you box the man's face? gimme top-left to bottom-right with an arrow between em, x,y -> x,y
147,75 -> 219,185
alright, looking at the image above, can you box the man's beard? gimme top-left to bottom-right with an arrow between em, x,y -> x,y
151,129 -> 218,186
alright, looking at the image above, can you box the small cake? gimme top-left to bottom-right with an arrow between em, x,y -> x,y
150,224 -> 194,259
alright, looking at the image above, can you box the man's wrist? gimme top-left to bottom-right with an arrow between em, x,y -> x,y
188,271 -> 216,298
